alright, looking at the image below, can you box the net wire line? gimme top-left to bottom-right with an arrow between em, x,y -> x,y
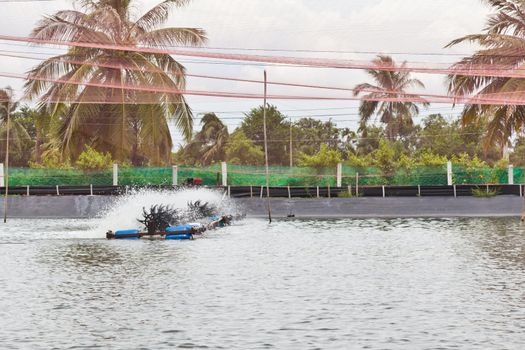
0,130 -> 491,143
2,51 -> 525,101
3,34 -> 525,79
3,70 -> 525,105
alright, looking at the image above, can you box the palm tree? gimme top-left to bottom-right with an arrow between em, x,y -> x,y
25,0 -> 207,165
182,113 -> 229,165
353,55 -> 428,140
446,0 -> 525,152
0,88 -> 32,164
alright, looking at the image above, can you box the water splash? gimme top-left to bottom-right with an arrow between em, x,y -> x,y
94,187 -> 240,233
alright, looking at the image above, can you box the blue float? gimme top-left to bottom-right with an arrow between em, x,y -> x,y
165,233 -> 194,240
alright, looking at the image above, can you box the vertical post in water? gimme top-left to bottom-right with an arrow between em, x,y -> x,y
221,162 -> 228,187
508,164 -> 514,185
336,163 -> 342,188
113,163 -> 118,186
3,101 -> 10,223
172,165 -> 178,186
447,161 -> 453,186
263,71 -> 272,223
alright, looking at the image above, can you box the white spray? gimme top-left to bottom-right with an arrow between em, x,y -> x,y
94,187 -> 240,233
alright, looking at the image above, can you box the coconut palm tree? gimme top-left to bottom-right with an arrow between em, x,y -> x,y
353,55 -> 429,140
446,0 -> 525,152
0,88 -> 32,164
25,0 -> 207,165
181,113 -> 229,165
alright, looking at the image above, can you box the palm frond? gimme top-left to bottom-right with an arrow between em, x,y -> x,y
134,0 -> 191,32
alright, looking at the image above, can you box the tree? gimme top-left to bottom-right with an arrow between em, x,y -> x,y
292,118 -> 340,160
446,0 -> 525,153
179,113 -> 229,165
298,144 -> 342,168
225,130 -> 264,165
25,0 -> 207,165
0,88 -> 32,166
15,105 -> 52,164
240,105 -> 290,165
353,55 -> 428,140
415,114 -> 501,164
510,136 -> 525,166
353,125 -> 385,157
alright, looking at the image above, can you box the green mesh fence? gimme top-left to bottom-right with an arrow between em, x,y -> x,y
9,168 -> 112,186
4,164 -> 523,187
227,165 -> 337,187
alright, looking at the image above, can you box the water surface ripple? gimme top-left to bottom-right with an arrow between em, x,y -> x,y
1,218 -> 525,349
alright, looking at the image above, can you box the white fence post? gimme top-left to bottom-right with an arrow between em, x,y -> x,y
172,165 -> 178,186
508,164 -> 514,185
113,163 -> 118,186
0,163 -> 4,187
221,162 -> 228,187
447,161 -> 453,186
336,163 -> 342,188
356,173 -> 359,196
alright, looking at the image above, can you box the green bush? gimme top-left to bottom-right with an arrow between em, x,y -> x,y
76,146 -> 113,171
299,144 -> 342,168
29,150 -> 72,169
472,186 -> 498,197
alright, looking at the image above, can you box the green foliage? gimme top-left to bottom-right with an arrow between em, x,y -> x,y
338,189 -> 361,198
472,186 -> 498,198
353,55 -> 428,140
451,153 -> 486,168
346,152 -> 371,169
293,118 -> 340,158
299,144 -> 342,168
76,146 -> 113,171
493,159 -> 509,169
240,105 -> 290,165
225,130 -> 265,166
178,113 -> 229,166
371,139 -> 397,175
510,137 -> 525,166
415,150 -> 448,166
29,150 -> 72,169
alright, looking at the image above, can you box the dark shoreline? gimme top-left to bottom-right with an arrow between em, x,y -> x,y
0,196 -> 523,219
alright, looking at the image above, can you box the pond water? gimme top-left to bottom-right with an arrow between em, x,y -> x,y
1,215 -> 525,349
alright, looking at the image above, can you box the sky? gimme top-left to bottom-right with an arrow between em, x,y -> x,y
0,0 -> 492,147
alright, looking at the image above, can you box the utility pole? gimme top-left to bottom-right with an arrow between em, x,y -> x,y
263,71 -> 272,223
289,116 -> 293,167
4,100 -> 10,223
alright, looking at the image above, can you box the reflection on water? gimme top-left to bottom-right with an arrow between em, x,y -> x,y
1,217 -> 525,349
